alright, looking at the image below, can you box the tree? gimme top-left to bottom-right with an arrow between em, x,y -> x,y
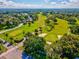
57,14 -> 63,19
67,17 -> 76,25
45,19 -> 54,31
0,44 -> 6,54
28,22 -> 31,27
70,25 -> 79,35
49,34 -> 79,59
34,29 -> 38,35
24,36 -> 46,59
38,27 -> 42,33
10,37 -> 14,44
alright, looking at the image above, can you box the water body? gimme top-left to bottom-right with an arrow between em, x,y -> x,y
22,52 -> 33,59
75,57 -> 79,59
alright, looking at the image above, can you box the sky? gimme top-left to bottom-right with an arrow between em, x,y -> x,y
0,0 -> 79,8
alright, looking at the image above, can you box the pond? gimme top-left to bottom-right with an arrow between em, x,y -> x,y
22,52 -> 33,59
75,57 -> 79,59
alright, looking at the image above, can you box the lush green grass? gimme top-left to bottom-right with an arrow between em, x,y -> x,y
0,44 -> 7,54
45,18 -> 69,43
52,18 -> 69,35
37,13 -> 46,27
76,18 -> 79,25
45,33 -> 58,43
0,21 -> 38,41
37,13 -> 47,32
0,13 -> 46,42
0,14 -> 70,44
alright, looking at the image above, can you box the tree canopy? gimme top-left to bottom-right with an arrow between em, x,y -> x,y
24,36 -> 46,59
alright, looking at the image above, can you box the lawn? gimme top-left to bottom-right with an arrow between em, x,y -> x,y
0,13 -> 46,42
0,13 -> 69,44
45,33 -> 58,43
45,18 -> 69,43
0,21 -> 38,42
52,18 -> 69,35
37,13 -> 47,32
37,13 -> 46,27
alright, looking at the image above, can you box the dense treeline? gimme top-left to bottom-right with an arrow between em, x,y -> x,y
24,34 -> 79,59
0,13 -> 38,30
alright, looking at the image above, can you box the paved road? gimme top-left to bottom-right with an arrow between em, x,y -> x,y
0,14 -> 33,59
0,33 -> 46,59
0,38 -> 25,59
0,46 -> 22,59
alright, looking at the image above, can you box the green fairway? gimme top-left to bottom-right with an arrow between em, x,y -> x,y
45,18 -> 69,43
52,18 -> 69,35
0,13 -> 69,44
0,21 -> 38,41
0,13 -> 46,42
45,33 -> 58,43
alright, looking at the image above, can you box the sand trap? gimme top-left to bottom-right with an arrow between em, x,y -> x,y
46,41 -> 52,45
38,33 -> 47,37
57,35 -> 62,40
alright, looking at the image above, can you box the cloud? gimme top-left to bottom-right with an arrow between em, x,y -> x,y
50,2 -> 56,4
0,0 -> 41,8
0,0 -> 15,7
0,0 -> 79,8
69,0 -> 79,2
